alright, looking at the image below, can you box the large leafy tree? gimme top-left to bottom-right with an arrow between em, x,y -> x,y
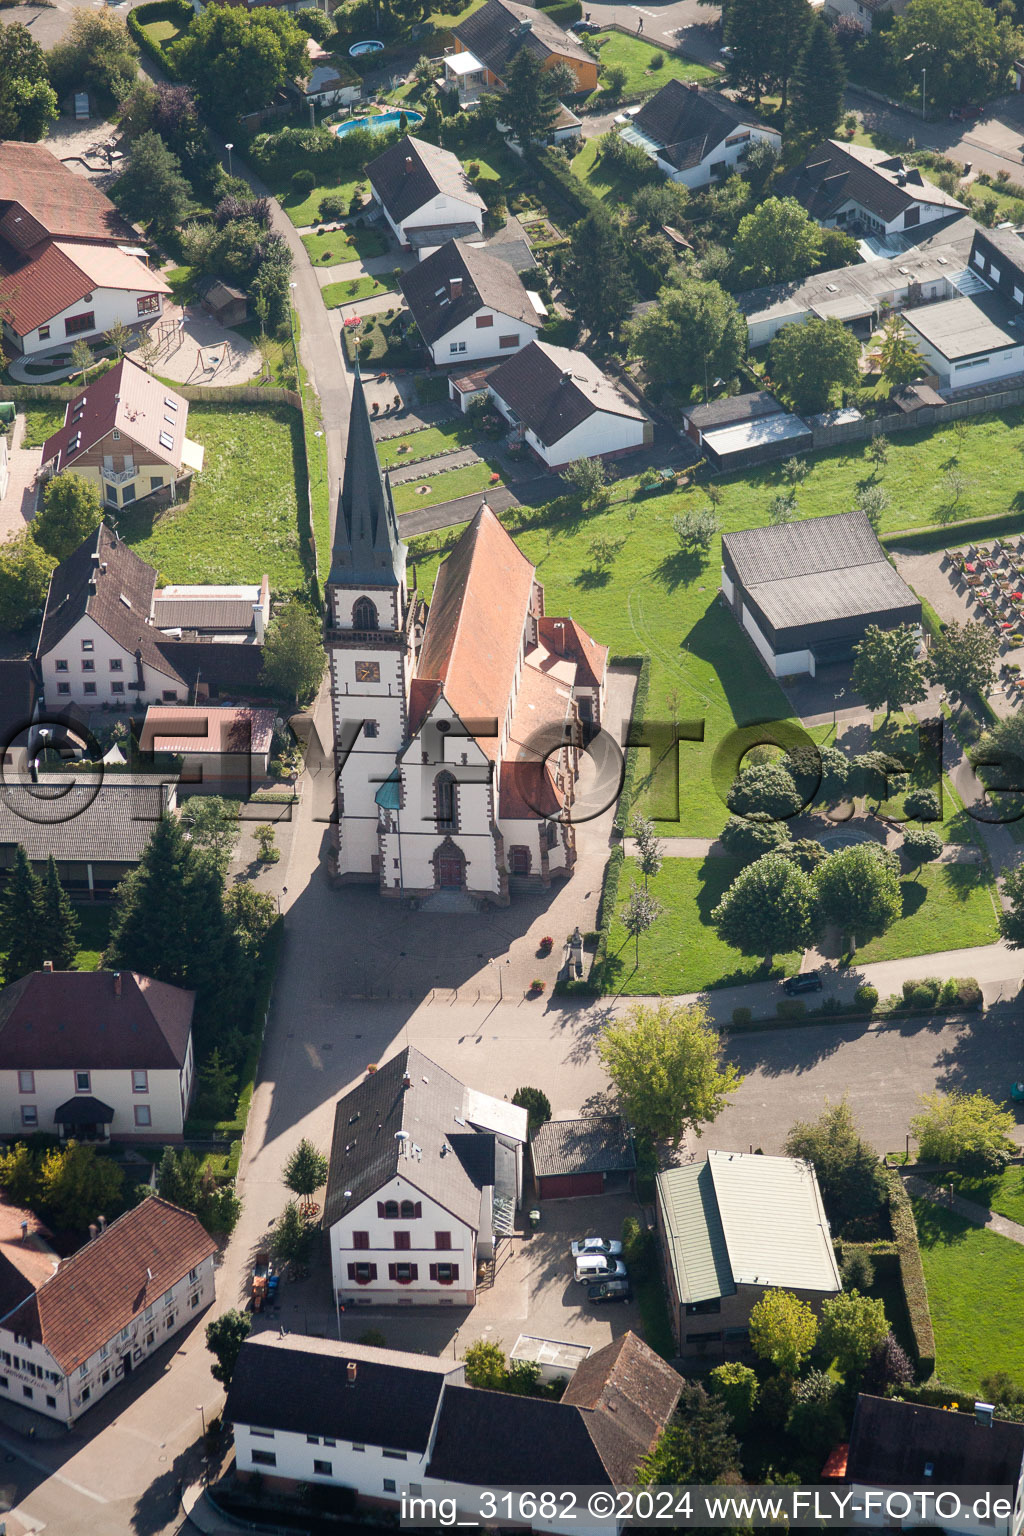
502,47 -> 557,146
626,278 -> 746,392
206,1310 -> 251,1387
888,0 -> 1023,111
282,1138 -> 329,1202
0,532 -> 55,633
33,473 -> 103,561
927,619 -> 998,709
597,1000 -> 743,1147
852,623 -> 928,720
732,197 -> 823,287
179,795 -> 240,876
911,1090 -> 1016,1173
172,5 -> 309,119
711,852 -> 818,967
769,316 -> 861,415
820,1290 -> 890,1378
562,209 -> 632,340
727,761 -> 805,820
38,1141 -> 124,1231
261,603 -> 326,704
0,20 -> 57,141
640,1383 -> 741,1484
874,315 -> 926,391
813,843 -> 902,950
114,131 -> 191,235
785,1099 -> 888,1231
47,11 -> 139,106
789,15 -> 846,139
749,1289 -> 818,1376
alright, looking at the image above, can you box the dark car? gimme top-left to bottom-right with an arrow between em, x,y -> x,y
783,970 -> 822,995
587,1279 -> 632,1304
570,17 -> 600,32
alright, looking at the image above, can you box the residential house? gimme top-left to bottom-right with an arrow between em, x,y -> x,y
656,1149 -> 842,1353
477,340 -> 651,469
531,1117 -> 637,1199
40,359 -> 203,512
0,141 -> 170,358
0,1197 -> 215,1425
900,292 -> 1024,390
0,775 -> 178,899
140,703 -> 276,794
327,370 -> 607,902
823,0 -> 909,33
36,524 -> 269,710
721,510 -> 921,678
625,80 -> 781,189
323,1047 -> 527,1308
846,1395 -> 1024,1536
0,968 -> 196,1142
446,0 -> 598,102
777,140 -> 967,240
294,37 -> 361,110
682,391 -> 812,471
227,1328 -> 679,1532
367,136 -> 486,251
400,239 -> 544,366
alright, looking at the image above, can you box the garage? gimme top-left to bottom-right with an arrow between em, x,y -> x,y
530,1116 -> 636,1201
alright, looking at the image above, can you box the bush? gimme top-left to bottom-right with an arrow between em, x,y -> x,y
903,976 -> 940,1009
732,1006 -> 752,1026
904,786 -> 941,822
777,998 -> 806,1020
319,192 -> 346,220
952,976 -> 983,1011
854,983 -> 879,1012
886,1169 -> 935,1377
650,49 -> 665,69
841,1246 -> 875,1291
292,168 -> 316,193
621,1213 -> 653,1280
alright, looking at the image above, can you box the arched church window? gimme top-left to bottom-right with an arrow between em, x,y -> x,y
353,596 -> 378,631
435,771 -> 458,833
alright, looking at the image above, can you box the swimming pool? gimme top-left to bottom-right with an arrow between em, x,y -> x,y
334,110 -> 424,137
349,39 -> 384,55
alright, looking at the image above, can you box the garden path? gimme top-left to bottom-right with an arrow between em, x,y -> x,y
905,1175 -> 1024,1247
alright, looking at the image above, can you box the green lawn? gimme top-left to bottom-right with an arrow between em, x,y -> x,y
586,31 -> 715,101
571,137 -> 639,204
141,16 -> 186,46
322,273 -> 398,308
73,904 -> 111,972
280,177 -> 365,230
377,421 -> 479,466
949,1166 -> 1024,1226
301,226 -> 388,265
912,1200 -> 1024,1391
598,856 -> 801,995
117,403 -> 308,592
854,861 -> 1000,964
394,462 -> 502,513
20,402 -> 65,448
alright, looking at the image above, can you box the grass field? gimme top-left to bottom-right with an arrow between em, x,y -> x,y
73,905 -> 111,972
322,273 -> 398,308
301,227 -> 388,265
571,137 -> 638,204
376,421 -> 479,465
280,176 -> 365,230
854,861 -> 999,964
20,402 -> 65,448
393,461 -> 502,513
912,1200 -> 1024,1391
117,403 -> 308,592
587,32 -> 715,101
949,1166 -> 1024,1225
141,16 -> 186,46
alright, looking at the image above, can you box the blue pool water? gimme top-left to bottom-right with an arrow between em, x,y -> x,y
334,110 -> 424,136
349,39 -> 384,55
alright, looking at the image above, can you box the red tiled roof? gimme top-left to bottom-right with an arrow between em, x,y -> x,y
416,504 -> 536,761
0,969 -> 195,1071
0,242 -> 94,334
1,1198 -> 215,1374
140,705 -> 276,756
43,359 -> 187,475
564,1331 -> 682,1485
537,615 -> 608,690
0,141 -> 136,244
499,660 -> 573,820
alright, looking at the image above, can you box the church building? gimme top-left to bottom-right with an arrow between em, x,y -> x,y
325,370 -> 608,907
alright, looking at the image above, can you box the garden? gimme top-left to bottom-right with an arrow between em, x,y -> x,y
583,30 -> 715,104
911,1201 -> 1024,1393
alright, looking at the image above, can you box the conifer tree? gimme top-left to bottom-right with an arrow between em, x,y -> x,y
790,15 -> 846,139
39,856 -> 79,971
0,846 -> 45,981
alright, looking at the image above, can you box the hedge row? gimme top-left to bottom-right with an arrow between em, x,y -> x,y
126,0 -> 191,77
530,146 -> 607,225
882,506 -> 1024,557
540,0 -> 583,25
613,653 -> 651,836
887,1168 -> 936,1379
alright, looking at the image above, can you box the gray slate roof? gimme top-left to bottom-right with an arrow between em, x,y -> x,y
487,340 -> 644,447
633,80 -> 773,173
721,510 -> 920,635
530,1116 -> 636,1178
151,595 -> 256,631
453,0 -> 593,79
777,140 -> 966,225
848,1395 -> 1024,1488
367,134 -> 485,226
0,776 -> 173,864
427,1385 -> 612,1485
901,290 -> 1019,361
400,238 -> 540,346
685,390 -> 784,432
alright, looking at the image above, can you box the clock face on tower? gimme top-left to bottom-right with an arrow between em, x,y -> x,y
355,660 -> 380,683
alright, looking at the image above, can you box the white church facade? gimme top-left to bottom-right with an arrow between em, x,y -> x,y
325,370 -> 608,907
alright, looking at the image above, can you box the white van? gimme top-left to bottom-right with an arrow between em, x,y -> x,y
573,1255 -> 628,1285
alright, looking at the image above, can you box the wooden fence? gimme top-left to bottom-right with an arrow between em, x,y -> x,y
809,378 -> 1024,451
5,382 -> 301,408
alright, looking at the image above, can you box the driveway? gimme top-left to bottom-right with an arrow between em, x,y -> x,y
1,417 -> 41,544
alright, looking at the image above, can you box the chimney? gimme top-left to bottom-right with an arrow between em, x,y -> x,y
100,562 -> 107,575
449,276 -> 462,301
98,1215 -> 106,1232
253,601 -> 265,644
42,960 -> 53,972
405,156 -> 414,174
976,1402 -> 995,1428
89,1223 -> 98,1241
113,972 -> 121,997
402,1072 -> 412,1089
347,1361 -> 358,1385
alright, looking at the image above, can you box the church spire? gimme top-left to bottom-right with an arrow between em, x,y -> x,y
329,364 -> 407,589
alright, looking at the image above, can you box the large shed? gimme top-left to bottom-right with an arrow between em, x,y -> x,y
530,1116 -> 636,1199
720,509 -> 921,678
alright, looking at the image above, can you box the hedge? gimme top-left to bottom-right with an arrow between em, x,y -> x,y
613,653 -> 651,836
127,0 -> 191,76
882,507 -> 1024,557
540,0 -> 583,25
530,146 -> 607,225
887,1168 -> 936,1378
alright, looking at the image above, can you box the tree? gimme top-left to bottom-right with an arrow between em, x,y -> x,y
767,489 -> 797,525
820,1289 -> 889,1377
562,210 -> 632,340
502,47 -> 557,146
814,843 -> 902,951
852,623 -> 928,720
0,1141 -> 42,1208
255,824 -> 279,864
724,0 -> 812,111
103,319 -> 132,362
560,456 -> 609,512
911,1090 -> 1016,1174
672,506 -> 720,555
463,1338 -> 507,1390
179,795 -> 240,875
512,1086 -> 551,1136
0,846 -> 45,982
114,131 -> 190,234
888,0 -> 1024,112
789,14 -> 845,138
597,1000 -> 743,1147
927,620 -> 998,709
732,198 -> 823,287
631,811 -> 664,889
546,59 -> 578,101
0,530 -> 54,632
904,785 -> 941,822
282,1138 -> 329,1203
224,883 -> 277,960
71,339 -> 94,386
0,20 -> 57,141
727,761 -> 804,819
818,745 -> 851,803
711,852 -> 818,967
156,1146 -> 242,1235
902,825 -> 942,880
206,1310 -> 251,1387
172,5 -> 310,119
626,278 -> 746,392
271,1200 -> 314,1263
786,1368 -> 844,1457
261,603 -> 326,704
47,11 -> 139,107
769,316 -> 861,415
748,1288 -> 818,1375
33,473 -> 103,561
856,482 -> 890,534
874,315 -> 926,391
785,1099 -> 888,1231
39,857 -> 79,971
38,1141 -> 124,1231
708,1362 -> 759,1432
135,329 -> 161,372
640,1382 -> 741,1484
863,1332 -> 915,1394
620,881 -> 663,968
720,814 -> 792,864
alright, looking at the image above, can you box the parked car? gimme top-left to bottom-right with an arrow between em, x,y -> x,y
719,45 -> 734,59
570,1237 -> 623,1259
587,1278 -> 632,1304
574,1255 -> 629,1284
570,17 -> 600,31
783,970 -> 822,995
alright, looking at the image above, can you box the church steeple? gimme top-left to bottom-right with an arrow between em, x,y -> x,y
329,365 -> 407,589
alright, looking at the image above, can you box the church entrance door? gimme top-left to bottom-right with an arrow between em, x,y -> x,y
438,852 -> 464,889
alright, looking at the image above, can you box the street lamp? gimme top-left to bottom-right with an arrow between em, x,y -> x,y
197,1403 -> 206,1437
833,687 -> 845,727
224,141 -> 234,178
289,281 -> 299,372
920,65 -> 927,122
488,957 -> 503,999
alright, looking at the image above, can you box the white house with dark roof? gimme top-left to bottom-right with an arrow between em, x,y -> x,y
400,238 -> 544,366
657,1150 -> 841,1355
323,1047 -> 527,1308
777,139 -> 967,239
367,136 -> 485,251
0,1197 -> 215,1424
824,0 -> 909,34
448,0 -> 599,98
625,80 -> 780,189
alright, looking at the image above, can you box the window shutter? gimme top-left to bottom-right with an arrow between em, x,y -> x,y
347,1264 -> 356,1281
394,1232 -> 410,1251
410,1264 -> 418,1281
353,1231 -> 369,1250
369,1264 -> 377,1280
429,1264 -> 437,1281
388,1264 -> 396,1281
451,1264 -> 459,1281
377,1202 -> 385,1218
414,1202 -> 422,1218
435,1232 -> 451,1250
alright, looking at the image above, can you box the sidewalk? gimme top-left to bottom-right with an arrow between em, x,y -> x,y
904,1174 -> 1024,1246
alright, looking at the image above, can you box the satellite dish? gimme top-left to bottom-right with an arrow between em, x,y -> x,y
395,1130 -> 410,1141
